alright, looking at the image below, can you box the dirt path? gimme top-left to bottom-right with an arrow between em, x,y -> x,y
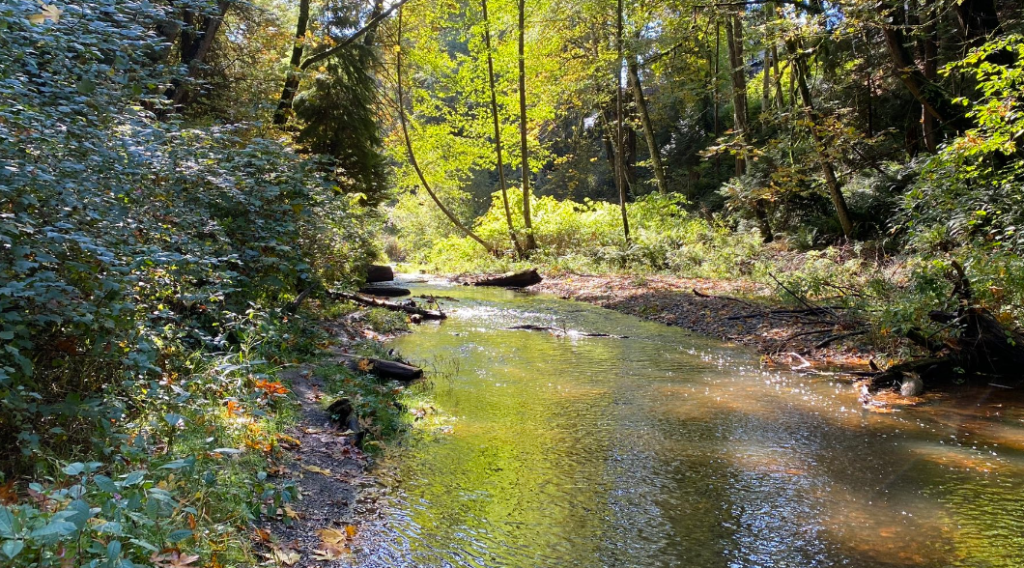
254,313 -> 405,567
533,274 -> 878,370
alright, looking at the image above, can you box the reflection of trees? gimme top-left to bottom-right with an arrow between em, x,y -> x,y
378,292 -> 1024,568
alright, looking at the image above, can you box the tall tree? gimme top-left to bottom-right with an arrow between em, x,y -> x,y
787,38 -> 854,238
167,1 -> 232,108
615,0 -> 631,242
518,0 -> 538,251
274,0 -> 311,125
482,0 -> 524,256
396,8 -> 495,253
628,58 -> 669,194
274,0 -> 415,125
726,11 -> 772,242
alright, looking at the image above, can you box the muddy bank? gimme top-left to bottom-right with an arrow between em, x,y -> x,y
259,310 -> 417,567
533,274 -> 877,371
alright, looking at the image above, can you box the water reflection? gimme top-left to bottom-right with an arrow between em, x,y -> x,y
347,286 -> 1024,568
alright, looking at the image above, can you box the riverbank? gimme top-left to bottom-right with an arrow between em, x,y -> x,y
256,303 -> 425,567
531,273 -> 880,371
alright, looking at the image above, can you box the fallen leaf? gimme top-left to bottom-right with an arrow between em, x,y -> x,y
268,546 -> 301,566
301,464 -> 332,476
150,550 -> 200,568
312,544 -> 347,560
252,528 -> 272,544
0,480 -> 18,505
317,528 -> 349,546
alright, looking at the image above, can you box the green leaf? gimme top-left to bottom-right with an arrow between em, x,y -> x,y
0,508 -> 16,538
93,475 -> 117,494
30,520 -> 77,538
1,540 -> 23,560
166,529 -> 192,543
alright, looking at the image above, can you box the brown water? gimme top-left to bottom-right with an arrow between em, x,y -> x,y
348,284 -> 1024,568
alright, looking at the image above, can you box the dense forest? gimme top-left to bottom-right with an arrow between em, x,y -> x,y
1,0 -> 1023,565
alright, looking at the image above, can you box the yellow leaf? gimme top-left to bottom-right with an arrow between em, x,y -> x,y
317,528 -> 349,545
269,547 -> 301,566
312,544 -> 347,560
28,2 -> 61,24
301,464 -> 332,476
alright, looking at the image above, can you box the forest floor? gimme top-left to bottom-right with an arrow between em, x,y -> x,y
532,274 -> 881,372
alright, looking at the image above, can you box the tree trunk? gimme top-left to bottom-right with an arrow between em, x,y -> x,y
340,356 -> 424,381
273,0 -> 414,127
273,0 -> 311,125
725,13 -> 748,178
921,0 -> 938,152
363,0 -> 386,47
615,0 -> 631,242
628,60 -> 667,194
518,0 -> 538,251
788,40 -> 854,238
395,9 -> 494,253
331,290 -> 447,320
877,2 -> 947,125
482,0 -> 523,256
726,12 -> 772,243
954,0 -> 1002,46
168,1 -> 231,108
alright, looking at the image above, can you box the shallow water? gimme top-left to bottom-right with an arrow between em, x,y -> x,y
348,285 -> 1024,568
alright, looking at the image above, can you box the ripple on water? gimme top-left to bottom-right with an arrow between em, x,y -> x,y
348,286 -> 1024,568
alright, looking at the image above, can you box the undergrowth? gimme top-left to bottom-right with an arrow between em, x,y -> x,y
0,299 -> 429,568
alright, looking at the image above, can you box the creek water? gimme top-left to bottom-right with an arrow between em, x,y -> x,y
348,284 -> 1024,568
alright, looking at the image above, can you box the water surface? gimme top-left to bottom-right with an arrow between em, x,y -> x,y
349,284 -> 1024,568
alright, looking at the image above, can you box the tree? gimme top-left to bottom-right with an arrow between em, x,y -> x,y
482,0 -> 524,255
395,7 -> 496,253
518,0 -> 539,251
615,0 -> 631,242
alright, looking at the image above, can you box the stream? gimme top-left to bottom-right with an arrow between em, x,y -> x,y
348,284 -> 1024,568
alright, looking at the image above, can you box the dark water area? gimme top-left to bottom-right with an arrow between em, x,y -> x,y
347,284 -> 1024,568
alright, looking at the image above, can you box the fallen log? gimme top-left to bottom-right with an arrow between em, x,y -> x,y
366,264 -> 395,283
358,285 -> 411,297
339,355 -> 424,382
864,263 -> 1024,395
474,268 -> 542,288
330,291 -> 446,320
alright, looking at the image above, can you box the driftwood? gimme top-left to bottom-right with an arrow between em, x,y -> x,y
339,355 -> 424,381
366,264 -> 395,283
331,291 -> 446,320
358,285 -> 411,297
864,262 -> 1024,394
474,268 -> 542,288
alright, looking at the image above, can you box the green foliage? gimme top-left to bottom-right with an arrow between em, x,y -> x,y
908,35 -> 1024,252
294,49 -> 388,203
0,0 -> 376,462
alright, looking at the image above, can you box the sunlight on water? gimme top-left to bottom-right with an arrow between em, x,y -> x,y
346,285 -> 1024,568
